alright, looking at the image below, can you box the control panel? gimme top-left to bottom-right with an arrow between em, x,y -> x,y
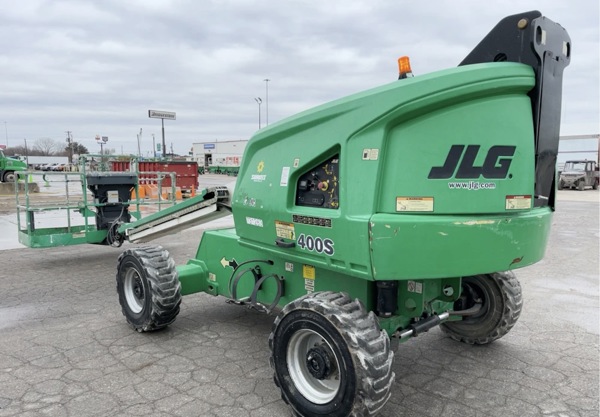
296,155 -> 340,209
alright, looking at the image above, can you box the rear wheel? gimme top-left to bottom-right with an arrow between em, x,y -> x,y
116,245 -> 181,332
269,292 -> 394,417
441,271 -> 522,345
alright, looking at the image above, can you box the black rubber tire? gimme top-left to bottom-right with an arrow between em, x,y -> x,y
578,180 -> 585,191
116,245 -> 181,332
441,271 -> 522,345
557,180 -> 564,190
2,171 -> 15,182
269,292 -> 394,417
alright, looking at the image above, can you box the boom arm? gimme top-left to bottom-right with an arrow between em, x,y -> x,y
459,10 -> 571,208
118,185 -> 233,243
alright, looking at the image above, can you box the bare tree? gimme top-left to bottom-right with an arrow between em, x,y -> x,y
4,145 -> 28,156
4,145 -> 46,156
34,138 -> 60,155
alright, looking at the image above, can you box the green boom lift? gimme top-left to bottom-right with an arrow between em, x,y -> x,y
115,11 -> 570,417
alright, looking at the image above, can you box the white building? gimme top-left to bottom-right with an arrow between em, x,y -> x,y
192,140 -> 248,167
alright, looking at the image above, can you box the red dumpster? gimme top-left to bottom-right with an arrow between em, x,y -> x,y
111,161 -> 198,191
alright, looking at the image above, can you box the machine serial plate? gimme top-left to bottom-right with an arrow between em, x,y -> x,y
292,215 -> 332,228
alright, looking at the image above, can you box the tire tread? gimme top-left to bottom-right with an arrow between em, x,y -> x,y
441,271 -> 522,345
116,245 -> 182,332
269,291 -> 395,417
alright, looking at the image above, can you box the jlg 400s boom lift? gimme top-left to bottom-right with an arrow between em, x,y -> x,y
116,11 -> 570,417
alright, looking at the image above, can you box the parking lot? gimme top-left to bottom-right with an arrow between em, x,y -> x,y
0,189 -> 598,417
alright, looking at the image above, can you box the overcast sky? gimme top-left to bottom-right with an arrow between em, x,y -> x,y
1,0 -> 598,156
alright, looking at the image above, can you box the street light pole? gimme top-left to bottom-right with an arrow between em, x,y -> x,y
95,135 -> 109,171
137,128 -> 142,159
161,119 -> 166,159
263,78 -> 270,126
254,97 -> 262,129
4,121 -> 7,147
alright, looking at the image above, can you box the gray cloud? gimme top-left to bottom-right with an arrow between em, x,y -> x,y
1,0 -> 597,155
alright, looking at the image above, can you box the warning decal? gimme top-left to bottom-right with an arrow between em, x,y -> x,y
396,197 -> 434,212
275,220 -> 295,240
505,195 -> 532,210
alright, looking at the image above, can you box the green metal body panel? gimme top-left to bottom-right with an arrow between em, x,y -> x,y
224,63 -> 543,281
179,228 -> 459,337
178,63 -> 553,334
177,63 -> 555,337
0,151 -> 28,177
369,208 -> 552,279
180,229 -> 373,306
18,226 -> 106,248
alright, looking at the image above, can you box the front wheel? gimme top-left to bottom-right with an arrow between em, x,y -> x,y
441,271 -> 522,345
269,292 -> 394,417
578,179 -> 586,191
116,245 -> 181,332
2,171 -> 15,182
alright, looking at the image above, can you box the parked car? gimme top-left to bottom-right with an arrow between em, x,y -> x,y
42,163 -> 58,171
53,163 -> 69,172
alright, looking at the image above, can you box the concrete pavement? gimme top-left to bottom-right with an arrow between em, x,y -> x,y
0,195 -> 597,416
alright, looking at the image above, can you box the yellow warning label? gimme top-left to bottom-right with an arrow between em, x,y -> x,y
303,264 -> 316,280
275,220 -> 295,239
396,197 -> 434,212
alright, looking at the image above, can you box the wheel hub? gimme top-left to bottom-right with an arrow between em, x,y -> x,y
123,268 -> 145,314
286,328 -> 342,404
306,346 -> 334,380
133,278 -> 144,299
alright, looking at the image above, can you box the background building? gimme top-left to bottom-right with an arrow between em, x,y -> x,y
192,140 -> 248,169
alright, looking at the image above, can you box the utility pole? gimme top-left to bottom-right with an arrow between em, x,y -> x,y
65,131 -> 73,163
24,138 -> 29,167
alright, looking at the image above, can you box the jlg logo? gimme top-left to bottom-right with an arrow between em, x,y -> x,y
428,145 -> 516,179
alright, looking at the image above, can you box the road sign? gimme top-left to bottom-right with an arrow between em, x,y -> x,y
148,110 -> 176,120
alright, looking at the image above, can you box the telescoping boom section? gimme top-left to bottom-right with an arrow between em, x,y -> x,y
119,186 -> 232,243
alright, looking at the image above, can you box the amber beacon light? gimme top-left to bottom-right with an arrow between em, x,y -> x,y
398,56 -> 414,79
